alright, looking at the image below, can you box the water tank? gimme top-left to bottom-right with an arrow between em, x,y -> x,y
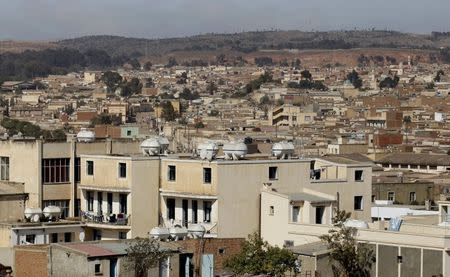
188,224 -> 206,238
149,227 -> 170,240
24,208 -> 42,222
158,136 -> 170,154
43,206 -> 61,219
223,141 -> 248,160
76,128 -> 95,142
140,138 -> 161,156
169,226 -> 188,241
197,142 -> 219,161
344,219 -> 369,229
272,141 -> 295,159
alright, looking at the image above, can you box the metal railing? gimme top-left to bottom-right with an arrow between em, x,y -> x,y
81,211 -> 130,225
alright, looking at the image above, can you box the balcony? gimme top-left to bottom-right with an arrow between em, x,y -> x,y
81,211 -> 130,227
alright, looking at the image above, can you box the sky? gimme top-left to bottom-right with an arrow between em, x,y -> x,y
1,0 -> 449,40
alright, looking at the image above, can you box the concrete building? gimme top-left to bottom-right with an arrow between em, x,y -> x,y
269,104 -> 316,126
0,137 -> 142,218
79,154 -> 160,240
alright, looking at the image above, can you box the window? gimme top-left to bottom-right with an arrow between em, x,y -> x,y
429,165 -> 437,170
97,192 -> 103,214
118,163 -> 126,178
203,201 -> 212,223
64,232 -> 71,242
93,229 -> 102,241
43,200 -> 69,218
388,191 -> 395,201
75,158 -> 81,182
87,191 -> 94,212
167,198 -> 175,220
42,158 -> 70,183
25,234 -> 36,244
192,200 -> 198,224
269,167 -> 278,180
355,170 -> 363,181
292,206 -> 300,222
126,130 -> 132,136
203,168 -> 212,184
119,194 -> 127,214
107,193 -> 113,214
354,196 -> 363,210
51,233 -> 58,243
292,116 -> 297,122
0,157 -> 9,181
315,206 -> 325,224
409,192 -> 417,203
372,195 -> 376,202
168,165 -> 176,181
269,206 -> 274,215
86,161 -> 94,176
94,263 -> 102,275
304,115 -> 311,121
119,232 -> 127,239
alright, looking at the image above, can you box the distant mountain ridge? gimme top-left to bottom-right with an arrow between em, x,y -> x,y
55,30 -> 450,57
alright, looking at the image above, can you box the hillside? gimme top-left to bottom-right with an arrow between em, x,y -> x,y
55,30 -> 450,57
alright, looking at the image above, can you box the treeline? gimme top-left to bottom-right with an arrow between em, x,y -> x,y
0,48 -> 132,81
1,118 -> 66,140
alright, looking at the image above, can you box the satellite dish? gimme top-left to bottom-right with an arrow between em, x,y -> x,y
79,231 -> 85,242
32,214 -> 40,223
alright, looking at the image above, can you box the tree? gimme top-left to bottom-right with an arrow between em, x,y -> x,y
434,70 -> 444,82
129,59 -> 141,70
125,238 -> 172,277
292,58 -> 301,69
206,82 -> 218,95
346,70 -> 363,89
224,232 -> 299,277
166,57 -> 178,68
320,210 -> 375,277
101,71 -> 123,93
160,101 -> 177,121
90,113 -> 122,126
379,75 -> 399,89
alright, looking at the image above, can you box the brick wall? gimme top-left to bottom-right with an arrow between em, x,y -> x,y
175,238 -> 244,273
14,245 -> 48,277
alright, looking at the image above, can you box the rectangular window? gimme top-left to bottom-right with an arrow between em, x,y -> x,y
192,200 -> 198,224
315,206 -> 325,224
168,165 -> 176,181
86,161 -> 94,176
388,191 -> 395,201
51,233 -> 58,243
355,170 -> 364,181
0,157 -> 9,181
25,234 -> 36,244
97,192 -> 103,214
167,198 -> 175,220
94,263 -> 102,275
87,191 -> 94,212
75,158 -> 81,182
42,158 -> 70,183
409,192 -> 417,203
354,196 -> 363,210
203,201 -> 212,223
182,199 -> 188,227
269,166 -> 278,180
269,206 -> 274,215
203,168 -> 212,184
292,206 -> 300,222
119,232 -> 127,239
64,232 -> 71,242
93,229 -> 102,241
107,193 -> 113,214
119,194 -> 127,214
118,163 -> 126,178
429,165 -> 437,170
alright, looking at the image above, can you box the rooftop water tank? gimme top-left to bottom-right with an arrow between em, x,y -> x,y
43,206 -> 61,220
140,138 -> 161,156
272,141 -> 295,159
223,141 -> 247,160
188,224 -> 206,239
197,142 -> 219,161
24,208 -> 42,222
149,227 -> 170,241
76,128 -> 95,142
158,136 -> 170,153
169,225 -> 188,241
344,219 -> 369,229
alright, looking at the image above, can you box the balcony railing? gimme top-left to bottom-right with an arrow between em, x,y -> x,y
81,211 -> 130,226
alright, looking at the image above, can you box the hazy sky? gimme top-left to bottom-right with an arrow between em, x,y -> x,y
1,0 -> 449,40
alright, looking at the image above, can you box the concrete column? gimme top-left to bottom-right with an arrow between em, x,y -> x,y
69,140 -> 76,217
